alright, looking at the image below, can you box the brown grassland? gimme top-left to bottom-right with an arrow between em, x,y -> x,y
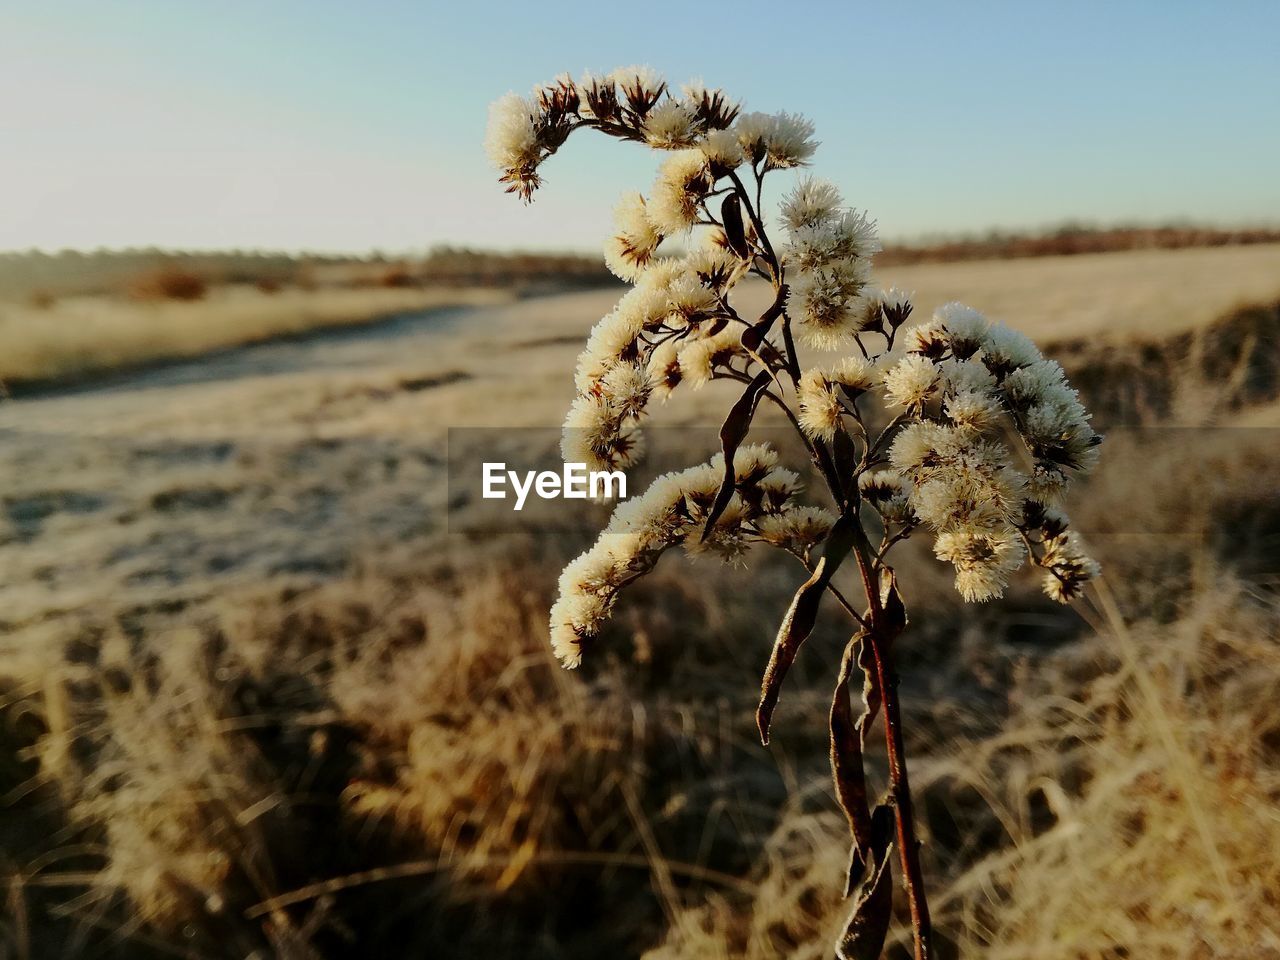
2,244 -> 1280,958
0,285 -> 511,390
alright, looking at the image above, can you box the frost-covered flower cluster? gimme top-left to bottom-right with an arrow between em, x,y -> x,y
486,68 -> 740,203
884,302 -> 1102,601
796,357 -> 877,442
489,67 -> 1103,960
782,177 -> 883,350
486,65 -> 1102,642
549,445 -> 830,666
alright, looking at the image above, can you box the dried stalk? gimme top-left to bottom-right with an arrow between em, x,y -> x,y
486,68 -> 1101,959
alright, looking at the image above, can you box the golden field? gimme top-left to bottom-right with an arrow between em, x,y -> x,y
2,244 -> 1280,959
0,285 -> 511,389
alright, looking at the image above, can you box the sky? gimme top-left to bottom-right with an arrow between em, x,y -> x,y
2,0 -> 1278,254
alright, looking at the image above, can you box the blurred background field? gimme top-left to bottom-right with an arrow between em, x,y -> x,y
5,236 -> 1279,389
5,1 -> 1280,956
2,234 -> 1280,958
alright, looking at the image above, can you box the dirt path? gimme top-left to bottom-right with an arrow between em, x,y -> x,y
0,298 -> 541,642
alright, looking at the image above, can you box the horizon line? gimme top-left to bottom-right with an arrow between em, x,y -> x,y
4,216 -> 1280,261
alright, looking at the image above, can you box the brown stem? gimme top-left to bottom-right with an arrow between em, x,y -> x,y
725,169 -> 801,386
851,534 -> 933,960
726,169 -> 779,277
714,167 -> 931,952
786,552 -> 868,631
715,370 -> 846,508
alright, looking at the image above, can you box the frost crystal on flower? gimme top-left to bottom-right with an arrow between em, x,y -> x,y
780,176 -> 844,231
484,93 -> 543,199
685,243 -> 741,291
735,111 -> 818,169
1039,529 -> 1101,601
574,306 -> 645,392
830,355 -> 878,392
611,64 -> 665,114
933,302 -> 989,358
980,322 -> 1042,375
861,470 -> 915,525
559,392 -> 645,473
602,193 -> 665,282
791,260 -> 875,349
666,271 -> 718,323
643,100 -> 699,148
680,80 -> 740,131
878,287 -> 914,329
755,506 -> 836,553
649,150 -> 713,234
933,529 -> 1027,602
699,128 -> 746,173
677,329 -> 744,388
646,340 -> 682,400
797,369 -> 842,442
600,362 -> 652,419
883,354 -> 940,409
787,212 -> 880,271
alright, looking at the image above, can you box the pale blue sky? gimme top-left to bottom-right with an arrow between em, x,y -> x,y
2,0 -> 1278,253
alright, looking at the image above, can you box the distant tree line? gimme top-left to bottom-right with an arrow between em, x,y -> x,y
876,223 -> 1280,265
0,247 -> 616,301
4,225 -> 1278,302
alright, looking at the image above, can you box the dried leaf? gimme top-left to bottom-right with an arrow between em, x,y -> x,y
757,560 -> 825,744
844,841 -> 866,902
701,370 -> 770,542
857,567 -> 908,748
831,634 -> 873,895
832,428 -> 859,501
824,511 -> 860,565
721,193 -> 750,260
836,803 -> 896,960
836,853 -> 893,960
741,284 -> 788,352
879,566 -> 907,642
856,634 -> 881,750
739,290 -> 789,393
757,515 -> 858,742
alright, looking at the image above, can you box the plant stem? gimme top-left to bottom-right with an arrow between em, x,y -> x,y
852,533 -> 933,960
721,165 -> 934,955
726,169 -> 779,276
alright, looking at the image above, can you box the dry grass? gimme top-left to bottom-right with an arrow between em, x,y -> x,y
878,242 -> 1280,342
4,494 -> 1277,958
643,578 -> 1280,960
0,248 -> 615,302
0,243 -> 1276,394
2,248 -> 1280,957
932,579 -> 1280,959
0,285 -> 510,388
127,266 -> 209,303
0,540 -> 790,958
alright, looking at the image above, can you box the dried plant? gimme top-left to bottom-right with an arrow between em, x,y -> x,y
487,67 -> 1102,960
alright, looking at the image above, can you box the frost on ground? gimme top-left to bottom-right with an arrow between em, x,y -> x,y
1,265 -> 1279,958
